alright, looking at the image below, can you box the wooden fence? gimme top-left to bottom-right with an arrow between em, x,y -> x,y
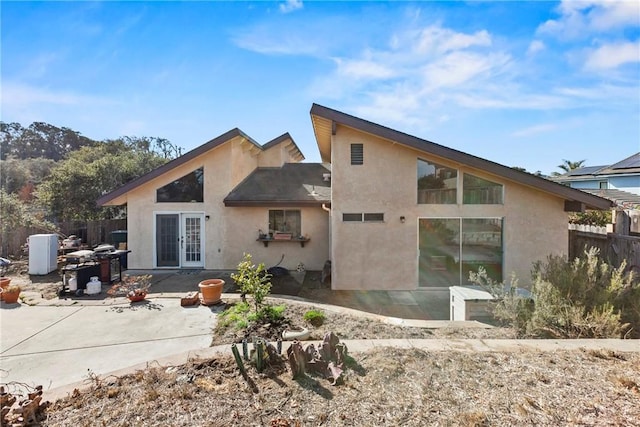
0,219 -> 126,258
569,230 -> 640,275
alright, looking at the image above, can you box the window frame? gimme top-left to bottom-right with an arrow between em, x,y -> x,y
417,158 -> 458,204
342,212 -> 384,222
462,173 -> 504,205
156,167 -> 204,203
268,209 -> 302,236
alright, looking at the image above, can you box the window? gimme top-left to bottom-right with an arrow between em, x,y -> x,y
599,181 -> 608,189
363,213 -> 384,222
463,173 -> 503,204
418,217 -> 503,287
157,168 -> 204,203
351,144 -> 363,165
417,159 -> 457,204
269,210 -> 301,236
343,213 -> 363,222
342,213 -> 384,222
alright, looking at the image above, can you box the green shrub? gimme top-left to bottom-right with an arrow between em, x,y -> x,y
218,301 -> 251,329
231,253 -> 272,313
303,309 -> 326,326
470,247 -> 639,338
248,304 -> 286,323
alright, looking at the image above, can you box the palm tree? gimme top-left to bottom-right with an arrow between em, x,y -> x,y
553,159 -> 586,176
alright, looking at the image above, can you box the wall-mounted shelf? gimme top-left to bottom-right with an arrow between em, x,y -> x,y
257,238 -> 310,248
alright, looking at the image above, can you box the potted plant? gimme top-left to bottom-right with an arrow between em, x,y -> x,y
1,284 -> 21,304
107,274 -> 152,302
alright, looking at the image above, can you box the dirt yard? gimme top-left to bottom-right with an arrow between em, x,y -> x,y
39,346 -> 640,426
2,261 -> 640,426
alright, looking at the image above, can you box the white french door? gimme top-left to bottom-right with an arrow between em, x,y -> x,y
155,212 -> 205,268
181,213 -> 204,268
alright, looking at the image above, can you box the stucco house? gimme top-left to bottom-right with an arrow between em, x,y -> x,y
97,104 -> 613,290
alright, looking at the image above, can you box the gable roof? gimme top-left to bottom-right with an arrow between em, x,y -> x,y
97,128 -> 304,206
224,163 -> 330,207
310,103 -> 613,211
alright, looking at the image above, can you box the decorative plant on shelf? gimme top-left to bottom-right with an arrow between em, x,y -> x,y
107,274 -> 153,301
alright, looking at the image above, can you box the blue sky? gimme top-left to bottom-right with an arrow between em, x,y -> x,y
2,1 -> 639,175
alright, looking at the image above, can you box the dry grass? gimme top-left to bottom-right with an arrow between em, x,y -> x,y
43,347 -> 640,426
39,300 -> 640,426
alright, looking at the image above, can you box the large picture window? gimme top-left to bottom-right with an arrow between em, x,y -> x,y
418,217 -> 503,287
269,210 -> 301,236
463,173 -> 503,204
417,159 -> 457,204
157,168 -> 204,203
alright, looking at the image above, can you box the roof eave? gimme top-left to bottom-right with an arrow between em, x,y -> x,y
310,103 -> 614,211
224,199 -> 330,207
97,128 -> 249,206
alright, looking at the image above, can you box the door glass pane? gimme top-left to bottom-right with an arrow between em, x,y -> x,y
461,218 -> 503,284
156,214 -> 179,267
418,219 -> 461,287
184,217 -> 201,262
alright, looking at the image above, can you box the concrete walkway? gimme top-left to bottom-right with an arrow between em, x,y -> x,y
0,298 -> 218,394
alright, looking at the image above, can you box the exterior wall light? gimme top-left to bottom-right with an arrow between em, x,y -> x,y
400,216 -> 406,223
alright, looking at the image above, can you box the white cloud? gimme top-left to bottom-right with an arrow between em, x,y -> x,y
584,40 -> 640,70
279,0 -> 303,14
511,123 -> 558,138
334,57 -> 395,80
527,40 -> 545,56
538,0 -> 640,39
233,32 -> 318,56
2,82 -> 113,108
413,26 -> 492,55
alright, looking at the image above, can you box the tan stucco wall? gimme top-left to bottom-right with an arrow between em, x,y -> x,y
223,206 -> 330,271
258,139 -> 299,167
329,126 -> 568,290
125,137 -> 261,269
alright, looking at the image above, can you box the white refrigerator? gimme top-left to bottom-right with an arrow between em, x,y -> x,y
28,234 -> 59,275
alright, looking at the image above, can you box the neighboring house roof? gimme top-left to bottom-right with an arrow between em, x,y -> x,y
563,165 -> 608,177
310,103 -> 613,211
555,152 -> 640,182
97,129 -> 304,206
224,163 -> 331,207
580,189 -> 640,210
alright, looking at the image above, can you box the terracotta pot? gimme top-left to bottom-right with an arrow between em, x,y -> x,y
128,293 -> 147,303
1,288 -> 20,304
0,277 -> 10,301
198,279 -> 224,305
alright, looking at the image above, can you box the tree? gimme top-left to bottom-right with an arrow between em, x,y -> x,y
36,139 -> 171,220
0,189 -> 58,255
0,157 -> 56,194
0,121 -> 96,161
553,159 -> 586,176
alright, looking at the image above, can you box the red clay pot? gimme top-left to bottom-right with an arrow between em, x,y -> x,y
198,279 -> 224,305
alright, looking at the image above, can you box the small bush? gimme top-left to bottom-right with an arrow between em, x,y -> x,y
218,301 -> 251,329
470,247 -> 639,338
303,309 -> 326,326
231,253 -> 272,313
249,304 -> 286,323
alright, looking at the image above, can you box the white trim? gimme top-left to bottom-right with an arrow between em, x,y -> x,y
153,211 -> 206,269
